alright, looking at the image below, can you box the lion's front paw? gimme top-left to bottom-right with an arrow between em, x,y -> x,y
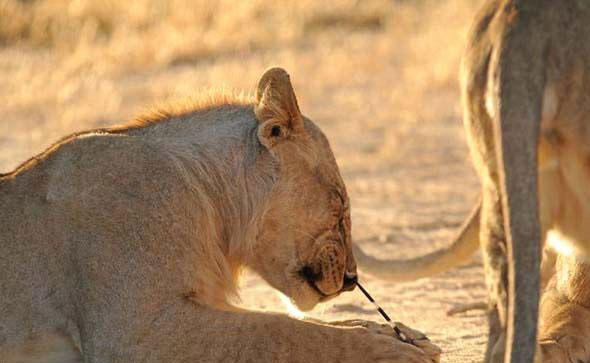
331,319 -> 441,363
394,322 -> 442,359
539,337 -> 589,363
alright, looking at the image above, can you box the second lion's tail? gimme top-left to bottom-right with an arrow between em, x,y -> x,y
353,197 -> 481,282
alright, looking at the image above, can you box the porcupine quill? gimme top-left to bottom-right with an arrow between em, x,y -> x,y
355,281 -> 412,344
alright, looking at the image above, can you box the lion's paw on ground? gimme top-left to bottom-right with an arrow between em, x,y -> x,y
330,319 -> 441,363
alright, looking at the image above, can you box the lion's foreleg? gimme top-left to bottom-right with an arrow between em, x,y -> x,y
81,302 -> 438,363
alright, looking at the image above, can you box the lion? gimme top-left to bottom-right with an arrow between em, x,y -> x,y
0,67 -> 440,363
353,1 -> 590,362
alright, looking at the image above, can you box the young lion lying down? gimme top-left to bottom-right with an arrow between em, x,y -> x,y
0,68 -> 440,363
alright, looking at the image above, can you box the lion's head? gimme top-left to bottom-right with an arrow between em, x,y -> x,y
246,68 -> 357,311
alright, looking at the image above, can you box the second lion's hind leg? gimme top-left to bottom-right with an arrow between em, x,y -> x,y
480,185 -> 509,363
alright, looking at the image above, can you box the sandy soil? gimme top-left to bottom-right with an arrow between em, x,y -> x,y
1,1 -> 488,361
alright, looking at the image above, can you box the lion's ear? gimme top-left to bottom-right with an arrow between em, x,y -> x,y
254,67 -> 304,148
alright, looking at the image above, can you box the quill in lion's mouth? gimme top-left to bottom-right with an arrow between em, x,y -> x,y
355,281 -> 412,344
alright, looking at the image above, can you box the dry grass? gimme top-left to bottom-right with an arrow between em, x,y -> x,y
1,0 -> 486,361
1,0 -> 393,70
1,0 -> 478,169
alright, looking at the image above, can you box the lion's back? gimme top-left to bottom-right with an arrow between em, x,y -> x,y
0,133 -> 186,330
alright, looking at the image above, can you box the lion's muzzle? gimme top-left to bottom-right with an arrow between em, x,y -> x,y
305,244 -> 356,296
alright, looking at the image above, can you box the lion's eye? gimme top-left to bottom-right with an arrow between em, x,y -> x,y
270,125 -> 282,137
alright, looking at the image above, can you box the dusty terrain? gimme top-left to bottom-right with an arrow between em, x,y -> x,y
1,0 -> 486,361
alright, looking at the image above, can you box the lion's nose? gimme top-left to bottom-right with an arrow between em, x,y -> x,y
341,271 -> 357,292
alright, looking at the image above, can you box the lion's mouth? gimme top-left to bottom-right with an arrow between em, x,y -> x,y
298,265 -> 335,301
298,265 -> 324,293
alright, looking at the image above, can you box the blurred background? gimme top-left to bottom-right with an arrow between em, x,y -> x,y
1,0 -> 485,361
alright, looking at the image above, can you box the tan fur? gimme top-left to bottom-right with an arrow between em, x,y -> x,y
127,90 -> 253,130
0,68 -> 440,363
356,1 -> 590,362
538,254 -> 590,363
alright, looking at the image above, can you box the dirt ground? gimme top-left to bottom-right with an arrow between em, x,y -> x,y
1,0 -> 488,361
